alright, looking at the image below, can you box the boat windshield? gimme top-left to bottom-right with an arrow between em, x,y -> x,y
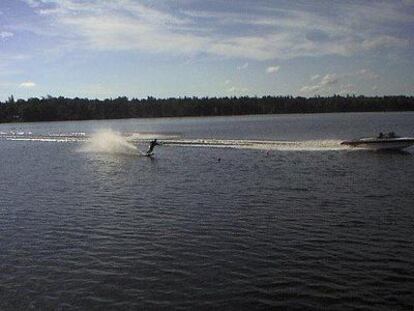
378,132 -> 398,139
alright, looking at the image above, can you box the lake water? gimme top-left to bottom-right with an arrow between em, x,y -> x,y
1,112 -> 413,310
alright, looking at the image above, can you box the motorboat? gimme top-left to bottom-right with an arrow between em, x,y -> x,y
341,132 -> 414,151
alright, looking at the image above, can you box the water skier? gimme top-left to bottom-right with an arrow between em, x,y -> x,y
147,139 -> 160,155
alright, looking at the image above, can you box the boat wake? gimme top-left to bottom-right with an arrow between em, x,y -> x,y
161,138 -> 347,151
0,130 -> 350,152
0,131 -> 87,143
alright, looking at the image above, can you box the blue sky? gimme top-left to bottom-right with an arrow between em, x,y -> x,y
0,0 -> 413,100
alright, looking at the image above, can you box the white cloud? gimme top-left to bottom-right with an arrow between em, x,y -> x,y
338,84 -> 355,95
357,69 -> 379,80
310,74 -> 320,81
21,0 -> 413,61
59,14 -> 204,54
0,31 -> 13,40
19,81 -> 36,88
266,66 -> 280,74
227,86 -> 249,94
360,35 -> 408,50
301,69 -> 382,96
225,79 -> 248,94
300,73 -> 339,95
300,85 -> 321,93
320,74 -> 339,86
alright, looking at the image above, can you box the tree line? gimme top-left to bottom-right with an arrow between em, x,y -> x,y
0,95 -> 413,123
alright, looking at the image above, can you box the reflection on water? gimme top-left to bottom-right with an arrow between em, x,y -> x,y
1,113 -> 413,310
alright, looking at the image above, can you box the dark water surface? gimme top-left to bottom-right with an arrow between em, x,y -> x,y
1,112 -> 413,310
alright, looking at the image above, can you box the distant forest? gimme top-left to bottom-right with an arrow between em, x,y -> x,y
0,95 -> 413,123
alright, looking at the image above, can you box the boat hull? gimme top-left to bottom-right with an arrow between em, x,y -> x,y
341,138 -> 414,150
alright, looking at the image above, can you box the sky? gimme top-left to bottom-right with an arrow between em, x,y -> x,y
0,0 -> 413,100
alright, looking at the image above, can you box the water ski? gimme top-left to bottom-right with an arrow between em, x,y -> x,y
145,152 -> 154,157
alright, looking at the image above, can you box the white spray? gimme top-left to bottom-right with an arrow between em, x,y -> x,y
80,129 -> 144,155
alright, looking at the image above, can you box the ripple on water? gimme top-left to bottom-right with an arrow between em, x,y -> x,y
1,127 -> 414,310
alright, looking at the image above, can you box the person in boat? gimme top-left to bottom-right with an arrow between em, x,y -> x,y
147,139 -> 160,154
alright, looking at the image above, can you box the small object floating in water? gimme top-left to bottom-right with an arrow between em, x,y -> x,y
341,132 -> 414,151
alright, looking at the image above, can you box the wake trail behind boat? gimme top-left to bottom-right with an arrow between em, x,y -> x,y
1,130 -> 351,152
161,139 -> 348,151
